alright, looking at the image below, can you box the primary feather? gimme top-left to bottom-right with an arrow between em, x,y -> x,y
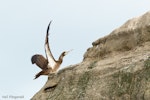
31,54 -> 48,70
45,21 -> 57,69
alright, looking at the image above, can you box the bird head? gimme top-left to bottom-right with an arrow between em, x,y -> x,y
58,49 -> 73,62
62,49 -> 73,56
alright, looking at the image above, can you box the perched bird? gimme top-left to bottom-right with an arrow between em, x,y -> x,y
31,21 -> 72,79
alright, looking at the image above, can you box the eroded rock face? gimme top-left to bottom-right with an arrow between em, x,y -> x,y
84,11 -> 150,60
31,11 -> 150,100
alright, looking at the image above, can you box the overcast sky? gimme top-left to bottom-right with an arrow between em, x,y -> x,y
0,0 -> 150,99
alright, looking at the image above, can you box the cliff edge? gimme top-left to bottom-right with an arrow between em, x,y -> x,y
31,11 -> 150,100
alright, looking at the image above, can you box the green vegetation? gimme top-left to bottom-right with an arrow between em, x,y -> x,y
111,71 -> 133,96
77,71 -> 91,99
143,57 -> 150,80
109,57 -> 150,99
144,57 -> 150,69
88,61 -> 97,69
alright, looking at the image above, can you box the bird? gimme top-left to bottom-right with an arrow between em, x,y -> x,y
31,21 -> 72,79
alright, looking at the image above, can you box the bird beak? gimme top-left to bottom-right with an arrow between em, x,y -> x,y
65,49 -> 73,55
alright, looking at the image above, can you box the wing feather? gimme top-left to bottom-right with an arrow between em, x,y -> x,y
45,21 -> 57,68
31,54 -> 48,70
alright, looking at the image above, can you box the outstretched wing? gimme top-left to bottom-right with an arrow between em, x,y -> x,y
31,54 -> 48,70
45,21 -> 57,68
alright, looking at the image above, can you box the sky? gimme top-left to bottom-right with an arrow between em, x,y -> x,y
0,0 -> 150,99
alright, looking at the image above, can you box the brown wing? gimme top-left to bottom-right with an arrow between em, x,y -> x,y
31,54 -> 48,70
45,21 -> 57,68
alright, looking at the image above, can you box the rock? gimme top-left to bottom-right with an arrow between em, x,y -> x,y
84,11 -> 150,60
31,11 -> 150,100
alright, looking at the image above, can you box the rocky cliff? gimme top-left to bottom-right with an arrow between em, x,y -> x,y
31,11 -> 150,100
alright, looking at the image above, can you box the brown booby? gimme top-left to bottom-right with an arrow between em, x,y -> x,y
31,21 -> 72,79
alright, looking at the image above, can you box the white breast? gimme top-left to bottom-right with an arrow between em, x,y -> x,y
48,62 -> 56,69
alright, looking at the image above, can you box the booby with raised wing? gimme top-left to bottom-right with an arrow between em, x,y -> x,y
31,21 -> 72,79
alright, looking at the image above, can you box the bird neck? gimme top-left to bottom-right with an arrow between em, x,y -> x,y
58,54 -> 64,64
